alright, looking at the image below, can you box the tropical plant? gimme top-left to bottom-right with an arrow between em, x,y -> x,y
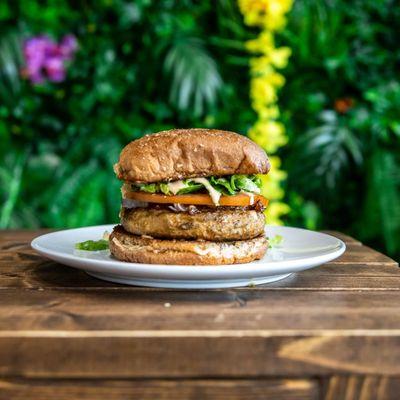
0,0 -> 399,259
281,0 -> 400,257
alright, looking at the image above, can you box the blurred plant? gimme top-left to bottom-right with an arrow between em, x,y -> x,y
22,35 -> 78,84
282,0 -> 400,258
0,0 -> 399,260
164,37 -> 222,117
0,31 -> 23,106
355,82 -> 400,255
290,110 -> 362,194
0,0 -> 252,229
0,152 -> 27,228
239,0 -> 293,225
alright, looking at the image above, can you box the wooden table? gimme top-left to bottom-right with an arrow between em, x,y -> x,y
0,230 -> 399,400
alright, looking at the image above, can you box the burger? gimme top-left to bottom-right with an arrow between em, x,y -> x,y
110,128 -> 271,265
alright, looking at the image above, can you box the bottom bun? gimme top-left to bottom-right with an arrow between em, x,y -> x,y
109,225 -> 268,265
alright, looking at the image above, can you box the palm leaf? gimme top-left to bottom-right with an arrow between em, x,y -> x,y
361,150 -> 400,254
164,37 -> 222,117
0,152 -> 27,228
291,111 -> 363,194
0,31 -> 23,105
46,160 -> 99,227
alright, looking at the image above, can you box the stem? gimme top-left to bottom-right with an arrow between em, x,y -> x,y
0,153 -> 26,228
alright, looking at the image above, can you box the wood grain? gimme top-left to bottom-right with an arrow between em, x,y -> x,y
322,231 -> 362,246
1,230 -> 400,383
0,334 -> 399,378
0,230 -> 397,290
323,375 -> 400,400
0,378 -> 319,400
1,260 -> 399,290
2,288 -> 400,330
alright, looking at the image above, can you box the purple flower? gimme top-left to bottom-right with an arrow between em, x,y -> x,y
23,36 -> 50,83
23,34 -> 78,85
45,57 -> 66,82
60,35 -> 78,60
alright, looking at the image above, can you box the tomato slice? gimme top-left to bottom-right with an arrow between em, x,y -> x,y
124,191 -> 269,207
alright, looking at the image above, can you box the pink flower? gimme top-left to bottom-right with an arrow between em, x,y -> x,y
59,35 -> 78,60
45,57 -> 66,82
23,34 -> 78,85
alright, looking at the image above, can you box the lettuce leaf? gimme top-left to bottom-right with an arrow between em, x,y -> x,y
176,180 -> 203,194
230,174 -> 261,193
210,176 -> 236,195
131,175 -> 262,196
75,239 -> 109,251
136,183 -> 157,193
159,182 -> 170,195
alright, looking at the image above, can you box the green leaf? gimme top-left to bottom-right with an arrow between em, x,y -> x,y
177,181 -> 203,194
0,152 -> 27,228
75,239 -> 109,251
230,175 -> 261,193
164,37 -> 222,117
360,149 -> 400,255
136,183 -> 157,193
0,30 -> 23,106
159,182 -> 170,195
210,176 -> 236,195
268,234 -> 283,248
130,175 -> 262,196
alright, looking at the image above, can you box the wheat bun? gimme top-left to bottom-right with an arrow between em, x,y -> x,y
120,207 -> 265,241
114,128 -> 270,183
109,225 -> 268,265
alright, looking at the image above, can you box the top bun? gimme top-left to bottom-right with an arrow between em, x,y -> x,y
114,128 -> 270,183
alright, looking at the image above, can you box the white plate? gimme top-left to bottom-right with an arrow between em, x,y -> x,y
31,224 -> 345,289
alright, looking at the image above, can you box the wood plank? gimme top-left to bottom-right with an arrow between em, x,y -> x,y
0,259 -> 399,290
1,289 -> 400,331
322,231 -> 362,246
0,378 -> 319,400
0,288 -> 399,377
322,375 -> 400,400
265,271 -> 400,290
0,334 -> 399,378
331,245 -> 397,266
0,229 -> 50,247
0,233 -> 397,290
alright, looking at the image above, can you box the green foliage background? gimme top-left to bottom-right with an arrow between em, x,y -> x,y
1,0 -> 399,259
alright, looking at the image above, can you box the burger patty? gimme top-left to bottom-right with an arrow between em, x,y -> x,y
120,206 -> 265,241
110,225 -> 268,265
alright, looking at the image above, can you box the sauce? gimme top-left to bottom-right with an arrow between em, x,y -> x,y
241,191 -> 255,205
191,178 -> 222,205
166,180 -> 189,195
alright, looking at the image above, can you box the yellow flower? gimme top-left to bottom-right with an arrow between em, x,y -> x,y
265,201 -> 290,225
250,77 -> 277,105
248,120 -> 287,153
270,47 -> 291,68
239,0 -> 293,31
238,0 -> 269,27
246,32 -> 274,53
252,104 -> 280,119
239,0 -> 293,224
265,0 -> 293,30
250,72 -> 285,113
258,157 -> 288,207
250,56 -> 272,73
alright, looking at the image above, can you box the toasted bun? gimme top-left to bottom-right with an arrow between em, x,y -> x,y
109,225 -> 268,265
114,128 -> 270,183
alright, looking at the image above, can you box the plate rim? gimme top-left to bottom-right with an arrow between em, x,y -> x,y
31,224 -> 346,278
